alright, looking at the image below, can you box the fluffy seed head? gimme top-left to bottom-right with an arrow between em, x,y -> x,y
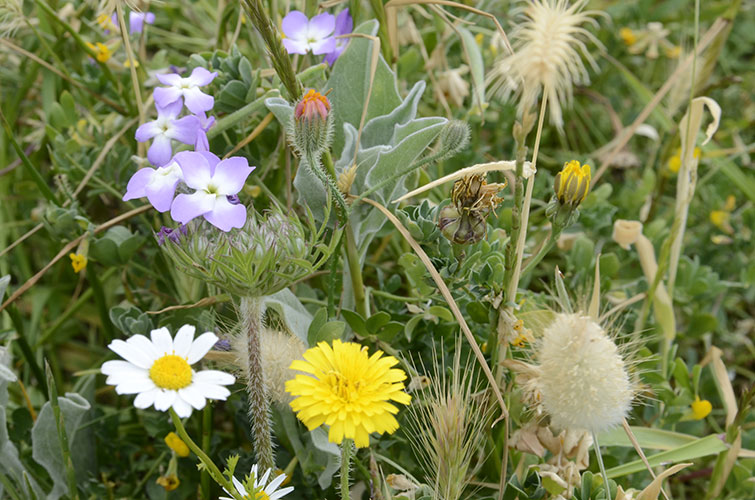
487,0 -> 603,130
537,313 -> 633,433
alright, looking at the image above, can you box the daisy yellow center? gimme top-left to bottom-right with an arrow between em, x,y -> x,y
149,354 -> 192,390
246,492 -> 270,500
328,372 -> 362,402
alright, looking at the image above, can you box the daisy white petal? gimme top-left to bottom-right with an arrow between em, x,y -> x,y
187,332 -> 218,364
173,324 -> 196,358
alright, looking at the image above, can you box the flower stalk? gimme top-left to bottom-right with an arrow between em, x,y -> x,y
340,438 -> 353,500
240,296 -> 275,471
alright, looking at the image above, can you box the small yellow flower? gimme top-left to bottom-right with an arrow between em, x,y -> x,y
474,32 -> 484,47
554,160 -> 591,206
86,42 -> 112,63
164,432 -> 190,457
691,396 -> 712,420
69,253 -> 87,273
156,474 -> 180,491
619,27 -> 637,46
667,147 -> 701,173
665,45 -> 682,58
709,210 -> 729,230
286,339 -> 411,448
96,13 -> 117,32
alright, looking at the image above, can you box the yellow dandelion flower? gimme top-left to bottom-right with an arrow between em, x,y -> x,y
86,42 -> 112,63
691,396 -> 712,420
554,160 -> 591,206
285,339 -> 411,448
619,27 -> 637,46
69,253 -> 87,273
164,432 -> 190,457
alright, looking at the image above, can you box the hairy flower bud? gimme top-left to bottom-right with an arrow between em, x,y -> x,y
291,89 -> 333,158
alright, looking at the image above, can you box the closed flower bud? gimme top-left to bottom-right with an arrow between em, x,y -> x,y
291,89 -> 333,158
554,160 -> 591,207
438,174 -> 505,245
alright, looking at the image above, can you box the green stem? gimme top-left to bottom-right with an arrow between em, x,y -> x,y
345,224 -> 367,318
340,439 -> 353,500
520,225 -> 563,278
208,91 -> 277,139
169,409 -> 244,500
367,0 -> 393,62
593,432 -> 612,500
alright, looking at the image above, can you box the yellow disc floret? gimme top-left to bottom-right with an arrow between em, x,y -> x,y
150,354 -> 193,390
286,340 -> 411,448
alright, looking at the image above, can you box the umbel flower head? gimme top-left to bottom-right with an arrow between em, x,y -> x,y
522,313 -> 634,433
221,464 -> 294,500
101,325 -> 235,418
487,0 -> 603,129
285,339 -> 412,447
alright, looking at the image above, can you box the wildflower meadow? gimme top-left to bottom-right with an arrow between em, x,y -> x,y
2,0 -> 754,499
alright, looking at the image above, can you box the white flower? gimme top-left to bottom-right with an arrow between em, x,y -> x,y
101,325 -> 235,418
487,0 -> 603,130
220,464 -> 294,500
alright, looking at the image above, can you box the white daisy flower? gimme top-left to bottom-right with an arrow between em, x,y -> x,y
220,464 -> 294,500
101,325 -> 235,418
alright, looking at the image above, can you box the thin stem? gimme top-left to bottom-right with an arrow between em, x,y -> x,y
507,93 -> 548,302
169,409 -> 244,500
592,432 -> 612,500
345,224 -> 367,318
520,226 -> 562,277
340,439 -> 353,500
116,2 -> 145,125
201,405 -> 212,499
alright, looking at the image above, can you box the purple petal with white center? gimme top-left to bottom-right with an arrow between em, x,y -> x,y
197,151 -> 221,171
154,390 -> 176,411
171,191 -> 216,224
150,327 -> 174,355
173,325 -> 196,358
134,388 -> 160,409
182,86 -> 214,114
144,164 -> 182,212
178,385 -> 206,409
309,36 -> 336,55
108,339 -> 153,369
194,369 -> 236,386
187,332 -> 219,364
203,196 -> 247,231
187,67 -> 217,86
281,11 -> 309,40
134,120 -> 162,142
212,157 -> 254,195
308,13 -> 336,40
147,134 -> 173,167
156,99 -> 184,119
153,85 -> 183,109
282,38 -> 309,55
174,151 -> 212,189
146,13 -> 155,24
172,396 -> 194,417
156,72 -> 183,87
122,168 -> 154,201
166,115 -> 200,145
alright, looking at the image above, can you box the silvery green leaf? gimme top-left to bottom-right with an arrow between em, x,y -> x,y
262,289 -> 313,345
310,427 -> 341,489
0,275 -> 9,300
457,26 -> 486,113
31,393 -> 93,500
265,97 -> 293,128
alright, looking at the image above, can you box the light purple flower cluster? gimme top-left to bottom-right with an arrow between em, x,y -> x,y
124,67 -> 255,232
281,9 -> 353,66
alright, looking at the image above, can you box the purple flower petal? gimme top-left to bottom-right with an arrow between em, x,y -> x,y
153,86 -> 183,109
310,36 -> 337,55
147,134 -> 173,166
156,72 -> 183,87
212,157 -> 254,195
146,12 -> 156,24
283,38 -> 309,55
334,9 -> 353,36
282,10 -> 309,40
129,12 -> 147,34
156,99 -> 184,119
144,163 -> 182,212
308,13 -> 336,39
187,67 -> 217,87
134,121 -> 161,142
183,87 -> 214,114
203,196 -> 247,231
167,115 -> 200,145
174,151 -> 212,189
195,130 -> 209,151
171,191 -> 216,224
197,151 -> 221,172
123,168 -> 154,201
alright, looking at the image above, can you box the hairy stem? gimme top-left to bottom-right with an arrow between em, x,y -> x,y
240,296 -> 275,471
340,439 -> 353,500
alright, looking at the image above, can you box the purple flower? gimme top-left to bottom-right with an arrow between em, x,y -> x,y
130,12 -> 155,34
134,100 -> 199,166
156,224 -> 187,245
323,9 -> 353,65
281,11 -> 336,55
154,67 -> 218,115
122,160 -> 184,212
194,111 -> 216,152
170,151 -> 255,232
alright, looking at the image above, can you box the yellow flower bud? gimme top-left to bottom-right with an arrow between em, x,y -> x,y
164,432 -> 190,457
85,42 -> 112,63
554,160 -> 591,207
691,396 -> 712,420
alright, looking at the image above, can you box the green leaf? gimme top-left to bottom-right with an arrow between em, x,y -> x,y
310,321 -> 346,345
341,309 -> 368,336
262,289 -> 314,345
427,306 -> 453,322
307,308 -> 328,345
366,311 -> 391,333
457,26 -> 486,113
